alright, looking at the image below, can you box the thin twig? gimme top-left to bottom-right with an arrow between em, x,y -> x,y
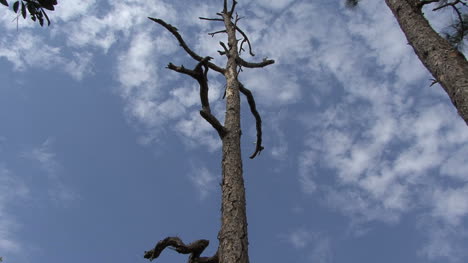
209,29 -> 227,37
433,0 -> 461,11
417,0 -> 440,8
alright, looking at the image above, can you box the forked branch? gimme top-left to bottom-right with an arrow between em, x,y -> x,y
167,57 -> 227,138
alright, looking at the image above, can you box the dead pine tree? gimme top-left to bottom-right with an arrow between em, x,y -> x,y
143,1 -> 274,263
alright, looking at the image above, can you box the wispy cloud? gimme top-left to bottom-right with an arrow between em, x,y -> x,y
289,1 -> 468,261
283,227 -> 313,249
22,138 -> 76,204
0,33 -> 63,71
282,228 -> 333,263
187,165 -> 218,200
418,219 -> 468,263
0,163 -> 28,254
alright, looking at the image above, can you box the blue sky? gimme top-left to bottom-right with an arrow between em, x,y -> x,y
1,0 -> 468,262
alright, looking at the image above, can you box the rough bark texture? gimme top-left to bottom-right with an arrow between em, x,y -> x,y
218,9 -> 249,263
385,0 -> 468,125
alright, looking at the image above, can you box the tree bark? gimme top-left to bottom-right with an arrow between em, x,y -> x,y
217,10 -> 250,263
385,0 -> 468,126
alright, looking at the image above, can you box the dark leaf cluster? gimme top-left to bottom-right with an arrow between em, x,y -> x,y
1,0 -> 57,26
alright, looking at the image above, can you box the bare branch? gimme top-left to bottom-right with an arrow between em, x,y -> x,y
209,29 -> 227,37
199,17 -> 224,22
144,237 -> 218,263
433,0 -> 461,11
449,4 -> 465,42
219,41 -> 230,56
236,57 -> 275,68
148,17 -> 225,74
239,83 -> 264,159
235,25 -> 255,56
167,63 -> 197,77
430,0 -> 466,44
168,57 -> 227,138
417,0 -> 440,8
229,0 -> 238,15
196,58 -> 228,137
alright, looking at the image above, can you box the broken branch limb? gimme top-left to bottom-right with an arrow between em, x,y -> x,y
149,17 -> 225,74
236,57 -> 275,68
209,29 -> 227,37
199,17 -> 224,22
229,0 -> 238,16
144,237 -> 218,263
167,63 -> 197,77
239,83 -> 264,159
219,41 -> 230,56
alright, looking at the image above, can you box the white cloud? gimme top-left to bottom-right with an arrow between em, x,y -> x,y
0,32 -> 93,80
242,67 -> 301,106
64,51 -> 94,81
0,163 -> 28,254
118,31 -> 158,90
289,1 -> 468,261
440,145 -> 468,181
308,235 -> 333,263
0,33 -> 63,71
284,228 -> 312,249
282,228 -> 333,263
175,112 -> 222,152
432,186 -> 468,226
188,165 -> 218,199
57,0 -> 176,52
23,138 -> 59,177
53,0 -> 97,21
418,221 -> 468,263
22,138 -> 77,204
255,0 -> 296,10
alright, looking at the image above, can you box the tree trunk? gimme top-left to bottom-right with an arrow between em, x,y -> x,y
385,0 -> 468,125
144,2 -> 273,262
217,11 -> 250,263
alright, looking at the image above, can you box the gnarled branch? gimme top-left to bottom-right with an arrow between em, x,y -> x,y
239,83 -> 264,159
236,56 -> 275,68
167,57 -> 227,138
148,17 -> 225,74
144,237 -> 218,263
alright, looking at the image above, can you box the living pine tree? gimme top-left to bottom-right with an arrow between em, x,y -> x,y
347,0 -> 468,126
143,1 -> 274,263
